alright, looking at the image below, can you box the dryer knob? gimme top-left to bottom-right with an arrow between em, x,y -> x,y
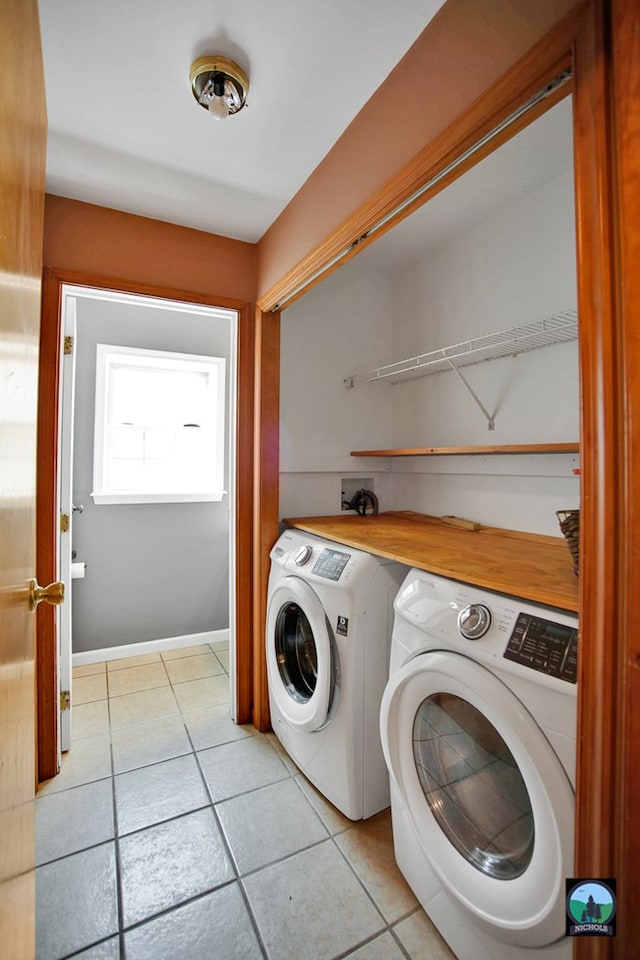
294,545 -> 313,566
458,603 -> 492,640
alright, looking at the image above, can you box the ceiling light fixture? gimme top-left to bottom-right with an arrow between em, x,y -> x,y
189,55 -> 249,120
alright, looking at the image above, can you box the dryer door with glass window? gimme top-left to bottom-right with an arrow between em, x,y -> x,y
266,576 -> 333,732
380,651 -> 574,948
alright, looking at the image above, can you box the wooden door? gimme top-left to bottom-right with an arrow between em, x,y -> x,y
0,0 -> 47,956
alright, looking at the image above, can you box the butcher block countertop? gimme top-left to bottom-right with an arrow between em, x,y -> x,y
283,511 -> 579,612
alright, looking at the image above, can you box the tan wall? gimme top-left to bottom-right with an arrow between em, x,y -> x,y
257,0 -> 581,299
43,195 -> 258,303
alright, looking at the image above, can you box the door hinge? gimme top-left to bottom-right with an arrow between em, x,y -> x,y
64,335 -> 74,355
60,513 -> 70,533
60,690 -> 71,711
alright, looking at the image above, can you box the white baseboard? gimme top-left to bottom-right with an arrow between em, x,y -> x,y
72,629 -> 230,667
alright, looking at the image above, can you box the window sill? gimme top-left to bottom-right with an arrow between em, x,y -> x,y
91,491 -> 226,505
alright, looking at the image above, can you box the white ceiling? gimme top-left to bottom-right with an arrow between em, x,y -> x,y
355,96 -> 574,273
38,0 -> 446,244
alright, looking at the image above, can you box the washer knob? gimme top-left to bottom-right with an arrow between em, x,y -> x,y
294,545 -> 313,566
458,603 -> 492,640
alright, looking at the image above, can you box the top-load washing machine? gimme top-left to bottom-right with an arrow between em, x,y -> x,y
266,528 -> 407,820
380,567 -> 578,960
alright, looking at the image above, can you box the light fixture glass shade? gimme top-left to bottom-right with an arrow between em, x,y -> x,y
189,56 -> 249,118
208,95 -> 229,120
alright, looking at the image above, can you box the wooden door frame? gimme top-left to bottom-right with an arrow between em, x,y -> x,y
593,3 -> 640,957
253,1 -> 638,951
36,267 -> 255,781
251,305 -> 280,730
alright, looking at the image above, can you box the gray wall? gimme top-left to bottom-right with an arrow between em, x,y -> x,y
71,295 -> 232,653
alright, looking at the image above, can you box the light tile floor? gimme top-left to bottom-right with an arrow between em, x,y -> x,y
36,642 -> 456,960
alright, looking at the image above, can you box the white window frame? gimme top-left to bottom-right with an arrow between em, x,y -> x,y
92,343 -> 226,505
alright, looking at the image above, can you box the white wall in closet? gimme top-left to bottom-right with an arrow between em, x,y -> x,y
384,168 -> 579,534
279,261 -> 394,520
279,98 -> 580,536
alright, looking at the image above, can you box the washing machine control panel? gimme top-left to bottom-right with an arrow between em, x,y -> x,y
504,612 -> 578,683
312,548 -> 351,581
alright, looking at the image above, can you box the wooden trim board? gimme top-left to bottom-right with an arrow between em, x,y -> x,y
609,2 -> 640,953
71,630 -> 230,667
351,443 -> 579,457
252,308 -> 281,731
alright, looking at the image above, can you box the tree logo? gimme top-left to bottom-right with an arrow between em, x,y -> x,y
566,879 -> 616,936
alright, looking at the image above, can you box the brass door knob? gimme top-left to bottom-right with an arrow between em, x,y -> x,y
28,579 -> 65,611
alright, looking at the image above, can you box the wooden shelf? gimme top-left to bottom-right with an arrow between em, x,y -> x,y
351,442 -> 580,457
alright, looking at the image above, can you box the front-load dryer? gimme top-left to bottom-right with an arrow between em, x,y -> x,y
266,528 -> 407,820
380,568 -> 578,960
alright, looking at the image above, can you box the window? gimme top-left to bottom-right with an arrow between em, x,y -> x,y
92,344 -> 226,504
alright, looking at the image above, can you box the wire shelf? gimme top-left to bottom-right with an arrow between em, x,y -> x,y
353,309 -> 578,385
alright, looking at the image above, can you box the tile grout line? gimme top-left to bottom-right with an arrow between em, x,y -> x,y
318,837 -> 423,960
289,769 -> 340,837
194,733 -> 398,959
107,678 -> 127,960
111,693 -> 241,949
327,829 -> 402,950
115,801 -> 215,842
388,910 -> 424,960
197,723 -> 409,957
45,643 -> 423,960
107,651 -> 236,950
186,706 -> 271,960
38,646 -> 233,958
58,932 -> 120,960
76,645 -> 230,715
53,678 -> 120,960
265,732 -> 420,959
235,877 -> 271,960
115,879 -> 239,942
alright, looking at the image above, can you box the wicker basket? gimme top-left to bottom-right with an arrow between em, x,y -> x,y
556,509 -> 580,575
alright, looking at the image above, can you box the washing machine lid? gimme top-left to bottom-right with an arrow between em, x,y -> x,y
266,576 -> 333,733
380,650 -> 574,948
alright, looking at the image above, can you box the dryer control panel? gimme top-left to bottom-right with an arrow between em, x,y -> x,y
504,613 -> 578,684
